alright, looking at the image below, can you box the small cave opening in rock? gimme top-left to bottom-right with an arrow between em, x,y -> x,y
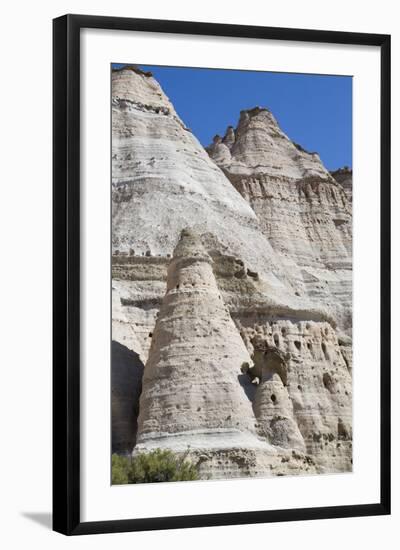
249,346 -> 288,388
322,372 -> 335,393
271,394 -> 277,403
338,418 -> 350,440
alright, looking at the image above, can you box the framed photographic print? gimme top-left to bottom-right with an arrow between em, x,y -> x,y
53,14 -> 391,535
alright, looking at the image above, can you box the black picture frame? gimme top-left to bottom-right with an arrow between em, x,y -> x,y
53,13 -> 391,535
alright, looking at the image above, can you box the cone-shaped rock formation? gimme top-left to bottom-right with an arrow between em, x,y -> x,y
207,107 -> 352,333
112,67 -> 321,314
135,229 -> 262,451
111,68 -> 353,477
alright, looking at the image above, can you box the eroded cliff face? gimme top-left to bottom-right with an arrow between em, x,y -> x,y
135,230 -> 260,450
207,108 -> 352,334
238,319 -> 352,473
111,67 -> 352,478
134,230 -> 320,478
112,69 -> 300,308
331,166 -> 353,202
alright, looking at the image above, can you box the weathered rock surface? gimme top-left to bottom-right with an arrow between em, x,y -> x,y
135,230 -> 260,449
331,166 -> 353,202
238,319 -> 352,473
207,108 -> 352,334
112,68 -> 321,314
134,230 -> 320,477
111,67 -> 352,478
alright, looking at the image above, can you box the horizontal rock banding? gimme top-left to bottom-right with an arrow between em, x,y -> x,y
207,107 -> 352,334
111,67 -> 352,478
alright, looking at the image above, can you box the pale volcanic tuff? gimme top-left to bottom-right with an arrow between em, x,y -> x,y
111,66 -> 352,477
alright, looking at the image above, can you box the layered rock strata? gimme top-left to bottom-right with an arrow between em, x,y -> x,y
331,166 -> 353,202
134,230 -> 320,477
112,68 -> 321,314
207,108 -> 352,334
238,319 -> 352,473
131,230 -> 351,477
111,67 -> 352,477
135,229 -> 260,450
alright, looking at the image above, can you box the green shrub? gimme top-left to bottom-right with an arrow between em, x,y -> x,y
111,454 -> 130,485
111,449 -> 199,485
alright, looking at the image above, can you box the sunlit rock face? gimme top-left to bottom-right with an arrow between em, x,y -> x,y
207,107 -> 332,180
112,68 -> 301,309
133,230 -> 320,478
238,319 -> 352,473
207,108 -> 352,335
135,230 -> 259,449
111,68 -> 352,478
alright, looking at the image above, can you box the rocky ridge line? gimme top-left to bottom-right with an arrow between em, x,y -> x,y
111,68 -> 353,477
206,107 -> 352,334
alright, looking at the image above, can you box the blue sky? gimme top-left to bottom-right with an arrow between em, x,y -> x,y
113,64 -> 352,171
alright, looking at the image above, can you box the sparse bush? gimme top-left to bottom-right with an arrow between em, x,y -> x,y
111,453 -> 129,485
111,449 -> 199,485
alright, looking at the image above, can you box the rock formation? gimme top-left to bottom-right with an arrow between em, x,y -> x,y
331,166 -> 353,202
111,67 -> 352,479
134,229 -> 321,478
135,229 -> 260,450
239,320 -> 352,473
111,340 -> 144,453
207,108 -> 352,334
112,69 -> 320,314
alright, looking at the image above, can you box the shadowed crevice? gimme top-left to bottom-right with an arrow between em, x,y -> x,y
237,373 -> 257,403
112,341 -> 144,454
